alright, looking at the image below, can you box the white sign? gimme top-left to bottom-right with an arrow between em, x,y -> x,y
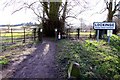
93,22 -> 115,30
107,30 -> 113,36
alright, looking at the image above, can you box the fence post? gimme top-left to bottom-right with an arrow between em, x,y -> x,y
67,29 -> 68,39
89,28 -> 92,38
40,28 -> 43,42
33,28 -> 36,41
11,28 -> 13,43
0,29 -> 2,52
77,28 -> 80,39
23,28 -> 25,43
55,28 -> 57,41
67,29 -> 70,39
37,28 -> 40,42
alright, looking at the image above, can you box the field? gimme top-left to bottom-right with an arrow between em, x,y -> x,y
68,31 -> 95,38
70,32 -> 95,35
0,28 -> 35,52
0,28 -> 35,66
1,32 -> 32,38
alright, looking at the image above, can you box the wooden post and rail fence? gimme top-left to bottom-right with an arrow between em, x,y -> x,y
0,27 -> 38,52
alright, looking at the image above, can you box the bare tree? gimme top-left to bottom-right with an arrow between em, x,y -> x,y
104,0 -> 120,34
3,0 -> 65,37
95,0 -> 120,38
104,0 -> 119,21
3,0 -> 91,37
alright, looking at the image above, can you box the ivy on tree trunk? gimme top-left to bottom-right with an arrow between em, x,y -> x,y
42,1 -> 67,37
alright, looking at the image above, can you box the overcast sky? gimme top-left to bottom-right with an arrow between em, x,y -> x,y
0,0 -> 119,26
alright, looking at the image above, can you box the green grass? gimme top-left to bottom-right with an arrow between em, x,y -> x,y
0,32 -> 33,43
1,40 -> 34,52
1,32 -> 32,38
0,56 -> 9,65
0,41 -> 34,66
109,35 -> 120,52
0,31 -> 34,53
69,32 -> 95,35
57,36 -> 120,79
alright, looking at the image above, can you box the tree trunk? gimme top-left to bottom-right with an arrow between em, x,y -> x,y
42,2 -> 61,37
98,1 -> 117,38
42,1 -> 67,37
43,19 -> 61,37
107,1 -> 117,34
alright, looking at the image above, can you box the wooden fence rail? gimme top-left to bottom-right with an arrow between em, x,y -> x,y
0,28 -> 37,52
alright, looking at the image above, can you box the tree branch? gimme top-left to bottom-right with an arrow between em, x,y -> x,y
104,0 -> 109,9
12,7 -> 25,14
112,3 -> 119,14
58,4 -> 65,15
11,1 -> 38,14
99,8 -> 107,14
65,16 -> 77,19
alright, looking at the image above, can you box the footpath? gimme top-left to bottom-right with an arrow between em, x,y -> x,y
1,38 -> 59,78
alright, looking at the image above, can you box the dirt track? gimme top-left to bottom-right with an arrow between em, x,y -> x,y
2,39 -> 59,78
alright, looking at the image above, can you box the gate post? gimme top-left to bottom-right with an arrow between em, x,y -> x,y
33,28 -> 36,41
40,28 -> 43,42
11,28 -> 13,43
77,28 -> 80,39
23,27 -> 25,43
55,28 -> 57,41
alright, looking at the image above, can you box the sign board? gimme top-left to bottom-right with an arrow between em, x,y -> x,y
93,22 -> 115,30
107,30 -> 113,36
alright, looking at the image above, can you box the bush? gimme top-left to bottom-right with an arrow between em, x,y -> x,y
0,57 -> 9,65
110,35 -> 120,52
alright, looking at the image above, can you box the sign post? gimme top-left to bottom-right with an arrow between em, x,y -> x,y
97,30 -> 99,42
107,30 -> 113,44
93,22 -> 115,43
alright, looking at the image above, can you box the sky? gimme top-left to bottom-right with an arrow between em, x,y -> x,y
66,0 -> 108,27
0,0 -> 119,27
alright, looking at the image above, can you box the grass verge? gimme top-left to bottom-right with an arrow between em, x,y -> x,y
57,36 -> 120,79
